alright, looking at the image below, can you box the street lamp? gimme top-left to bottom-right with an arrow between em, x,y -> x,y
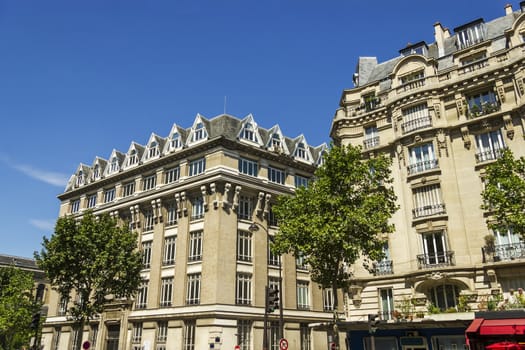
248,222 -> 284,347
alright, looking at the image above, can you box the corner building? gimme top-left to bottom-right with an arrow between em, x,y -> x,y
331,3 -> 525,349
42,113 -> 335,350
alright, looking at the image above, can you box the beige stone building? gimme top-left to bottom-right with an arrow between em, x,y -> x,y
41,113 -> 336,350
330,2 -> 525,349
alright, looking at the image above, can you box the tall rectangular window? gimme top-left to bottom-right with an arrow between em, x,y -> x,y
269,321 -> 280,350
456,21 -> 486,49
184,320 -> 196,350
379,288 -> 394,320
421,231 -> 449,266
268,277 -> 280,295
163,236 -> 177,266
104,188 -> 116,203
90,324 -> 98,349
166,202 -> 177,226
300,323 -> 311,350
237,231 -> 252,262
408,143 -> 437,175
58,296 -> 68,316
188,231 -> 203,262
191,197 -> 204,220
71,199 -> 80,213
238,196 -> 254,220
323,288 -> 335,311
136,281 -> 148,309
165,166 -> 180,184
160,277 -> 173,307
87,194 -> 97,208
467,89 -> 499,117
296,253 -> 307,270
239,157 -> 258,176
143,174 -> 156,191
132,323 -> 142,344
143,209 -> 155,231
236,273 -> 252,305
142,241 -> 152,269
363,125 -> 379,149
297,281 -> 310,310
189,158 -> 206,176
268,246 -> 281,267
237,320 -> 252,350
268,166 -> 285,184
402,103 -> 431,133
186,274 -> 201,305
294,175 -> 309,188
157,321 -> 168,347
123,181 -> 135,197
412,184 -> 445,218
475,130 -> 505,163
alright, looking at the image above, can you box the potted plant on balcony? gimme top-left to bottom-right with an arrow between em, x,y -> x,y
469,104 -> 481,118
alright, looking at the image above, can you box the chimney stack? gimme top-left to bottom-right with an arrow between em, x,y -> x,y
505,3 -> 513,15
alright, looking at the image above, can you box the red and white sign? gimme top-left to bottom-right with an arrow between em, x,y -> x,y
279,338 -> 288,350
82,341 -> 91,350
234,345 -> 240,350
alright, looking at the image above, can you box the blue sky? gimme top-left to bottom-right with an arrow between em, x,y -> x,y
0,0 -> 512,258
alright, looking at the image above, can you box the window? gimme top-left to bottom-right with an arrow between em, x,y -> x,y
268,277 -> 280,294
296,253 -> 307,270
136,281 -> 148,309
148,141 -> 159,159
189,158 -> 206,176
143,174 -> 156,191
166,202 -> 177,226
297,281 -> 310,309
186,274 -> 201,305
467,90 -> 499,117
241,122 -> 257,142
58,296 -> 68,316
408,143 -> 438,175
104,188 -> 116,203
109,157 -> 119,173
412,184 -> 445,218
493,227 -> 524,261
237,231 -> 252,262
269,321 -> 280,350
379,288 -> 394,320
323,288 -> 335,311
268,208 -> 278,226
163,236 -> 177,266
160,277 -> 173,307
236,273 -> 252,305
157,321 -> 168,345
237,320 -> 252,350
268,166 -> 285,184
90,324 -> 98,349
268,246 -> 281,267
76,170 -> 85,186
128,150 -> 139,166
71,199 -> 80,213
132,323 -> 142,343
363,125 -> 379,149
400,70 -> 424,85
419,231 -> 452,267
402,103 -> 431,133
188,231 -> 203,262
238,196 -> 254,220
400,42 -> 428,56
363,93 -> 380,112
170,132 -> 181,150
300,323 -> 311,350
71,327 -> 82,350
429,284 -> 459,311
122,181 -> 135,197
475,130 -> 505,163
192,122 -> 207,141
184,320 -> 196,350
375,242 -> 393,275
92,164 -> 100,180
294,175 -> 309,188
239,157 -> 258,177
142,241 -> 152,269
144,208 -> 155,231
53,329 -> 61,350
461,52 -> 488,74
191,197 -> 204,220
270,133 -> 281,148
456,20 -> 486,49
165,166 -> 180,184
295,142 -> 309,160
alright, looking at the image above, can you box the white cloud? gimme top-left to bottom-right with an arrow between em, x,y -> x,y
29,219 -> 55,232
0,154 -> 69,187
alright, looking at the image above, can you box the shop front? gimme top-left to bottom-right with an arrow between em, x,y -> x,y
466,311 -> 525,350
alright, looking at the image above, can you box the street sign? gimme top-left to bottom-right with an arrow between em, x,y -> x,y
279,338 -> 288,350
234,345 -> 240,350
330,342 -> 337,350
82,340 -> 91,350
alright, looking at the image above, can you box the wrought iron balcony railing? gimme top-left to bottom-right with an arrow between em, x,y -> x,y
412,204 -> 446,219
475,147 -> 505,163
363,136 -> 380,149
417,251 -> 455,269
373,260 -> 394,276
482,242 -> 525,263
407,159 -> 439,175
401,115 -> 432,134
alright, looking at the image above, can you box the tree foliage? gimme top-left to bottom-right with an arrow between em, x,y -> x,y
481,148 -> 525,237
0,266 -> 38,350
272,144 -> 398,291
35,211 -> 143,334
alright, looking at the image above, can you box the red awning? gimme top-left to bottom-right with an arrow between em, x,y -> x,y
467,318 -> 485,334
479,319 -> 525,336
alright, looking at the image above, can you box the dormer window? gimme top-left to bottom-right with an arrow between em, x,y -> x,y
76,171 -> 84,186
92,164 -> 100,180
241,122 -> 257,142
148,141 -> 159,159
193,122 -> 207,142
295,142 -> 309,161
110,157 -> 119,173
170,133 -> 181,150
271,133 -> 281,148
455,19 -> 486,49
128,150 -> 138,166
399,41 -> 428,56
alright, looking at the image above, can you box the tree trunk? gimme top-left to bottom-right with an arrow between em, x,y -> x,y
332,282 -> 340,349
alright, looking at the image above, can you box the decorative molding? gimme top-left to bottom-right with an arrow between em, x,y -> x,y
201,185 -> 208,210
232,186 -> 241,211
436,129 -> 448,157
461,126 -> 471,149
263,194 -> 271,218
210,183 -> 218,209
256,192 -> 265,216
503,114 -> 515,140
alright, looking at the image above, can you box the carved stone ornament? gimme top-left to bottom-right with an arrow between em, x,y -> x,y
436,129 -> 448,157
427,271 -> 448,280
503,114 -> 514,140
461,126 -> 471,149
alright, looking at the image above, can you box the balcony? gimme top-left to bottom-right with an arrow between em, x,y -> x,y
401,115 -> 432,134
467,101 -> 500,119
475,147 -> 505,163
412,204 -> 446,219
482,242 -> 525,263
459,58 -> 489,75
373,260 -> 394,276
396,77 -> 425,93
408,159 -> 439,175
363,136 -> 380,150
417,251 -> 455,269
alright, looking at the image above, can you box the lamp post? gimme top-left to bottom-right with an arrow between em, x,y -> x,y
249,222 -> 284,347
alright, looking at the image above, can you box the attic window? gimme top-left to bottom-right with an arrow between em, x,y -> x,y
454,19 -> 486,49
128,150 -> 138,166
170,133 -> 181,150
148,141 -> 159,159
76,171 -> 84,186
241,122 -> 257,142
110,157 -> 119,173
271,133 -> 281,148
193,122 -> 207,141
295,142 -> 309,160
399,41 -> 428,56
93,164 -> 100,179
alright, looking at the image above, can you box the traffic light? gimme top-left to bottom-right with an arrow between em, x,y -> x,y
266,287 -> 279,313
30,312 -> 41,330
368,313 -> 380,334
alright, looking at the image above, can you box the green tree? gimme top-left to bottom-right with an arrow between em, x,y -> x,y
272,144 -> 398,346
481,149 -> 525,237
0,266 -> 38,350
35,211 -> 143,350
